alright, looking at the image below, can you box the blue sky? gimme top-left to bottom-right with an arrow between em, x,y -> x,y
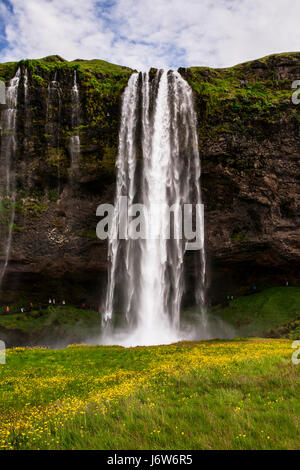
0,0 -> 300,70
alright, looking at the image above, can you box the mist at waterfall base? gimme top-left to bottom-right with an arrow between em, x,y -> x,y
99,70 -> 235,347
98,308 -> 236,348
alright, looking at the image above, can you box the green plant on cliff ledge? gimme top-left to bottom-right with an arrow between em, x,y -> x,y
16,198 -> 48,217
76,228 -> 98,239
12,223 -> 26,233
44,148 -> 68,172
48,190 -> 60,202
230,232 -> 249,242
0,62 -> 19,83
101,145 -> 117,174
79,144 -> 117,177
31,74 -> 47,87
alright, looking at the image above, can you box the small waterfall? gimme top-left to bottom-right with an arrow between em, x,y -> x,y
69,70 -> 80,180
103,70 -> 206,346
24,68 -> 29,107
46,71 -> 61,143
104,73 -> 139,327
23,68 -> 31,172
0,68 -> 21,292
46,71 -> 62,190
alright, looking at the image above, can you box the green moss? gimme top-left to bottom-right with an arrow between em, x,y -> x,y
48,190 -> 59,202
101,145 -> 117,173
16,198 -> 48,217
12,223 -> 26,233
31,74 -> 47,87
44,148 -> 68,173
0,62 -> 19,83
76,229 -> 98,239
79,145 -> 117,177
230,232 -> 249,242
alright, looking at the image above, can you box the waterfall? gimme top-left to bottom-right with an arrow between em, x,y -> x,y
46,71 -> 61,143
0,68 -> 21,293
69,70 -> 80,179
23,68 -> 31,178
103,70 -> 206,346
24,68 -> 29,107
46,71 -> 62,190
104,73 -> 139,327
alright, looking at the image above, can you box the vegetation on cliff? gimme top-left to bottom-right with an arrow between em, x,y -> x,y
183,52 -> 300,146
1,51 -> 299,182
0,55 -> 133,189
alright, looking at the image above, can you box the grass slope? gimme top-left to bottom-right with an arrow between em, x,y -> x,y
0,339 -> 299,450
0,287 -> 299,345
211,287 -> 300,338
0,305 -> 99,334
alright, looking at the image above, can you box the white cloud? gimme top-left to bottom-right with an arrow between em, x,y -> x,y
0,0 -> 300,70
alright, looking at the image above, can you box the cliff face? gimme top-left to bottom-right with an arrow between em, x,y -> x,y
181,53 -> 300,301
0,53 -> 299,305
0,56 -> 132,304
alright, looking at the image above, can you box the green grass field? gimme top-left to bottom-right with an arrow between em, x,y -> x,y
0,338 -> 299,450
0,287 -> 299,450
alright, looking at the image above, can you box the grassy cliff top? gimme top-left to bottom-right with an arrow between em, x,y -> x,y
1,51 -> 300,78
0,55 -> 133,81
189,51 -> 300,72
0,52 -> 299,159
180,52 -> 300,140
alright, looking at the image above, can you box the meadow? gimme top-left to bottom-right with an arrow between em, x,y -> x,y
0,338 -> 299,450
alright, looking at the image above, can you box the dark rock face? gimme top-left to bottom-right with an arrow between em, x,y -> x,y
0,54 -> 299,306
181,54 -> 300,303
202,131 -> 300,303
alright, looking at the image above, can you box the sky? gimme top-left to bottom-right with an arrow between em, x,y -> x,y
0,0 -> 300,70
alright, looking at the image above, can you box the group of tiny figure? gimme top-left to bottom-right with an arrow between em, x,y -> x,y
3,299 -> 102,314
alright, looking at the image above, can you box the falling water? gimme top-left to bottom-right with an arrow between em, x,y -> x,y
23,68 -> 31,176
103,70 -> 207,346
69,70 -> 80,179
46,72 -> 61,141
0,68 -> 21,292
46,71 -> 62,190
24,68 -> 29,107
